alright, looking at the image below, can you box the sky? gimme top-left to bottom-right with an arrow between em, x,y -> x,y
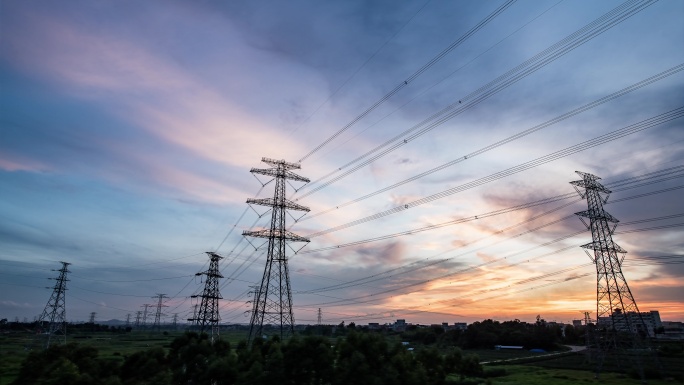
1,0 -> 683,326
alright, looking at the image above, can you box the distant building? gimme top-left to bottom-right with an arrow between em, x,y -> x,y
597,310 -> 662,337
453,322 -> 467,330
368,322 -> 380,330
660,321 -> 684,340
393,319 -> 407,332
572,320 -> 583,327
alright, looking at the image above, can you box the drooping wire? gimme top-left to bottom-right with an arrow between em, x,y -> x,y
296,0 -> 658,199
304,106 -> 684,239
297,0 -> 518,162
297,63 -> 684,221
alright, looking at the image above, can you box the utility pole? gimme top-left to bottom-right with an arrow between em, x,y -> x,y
571,171 -> 657,381
188,252 -> 223,343
243,158 -> 310,344
151,294 -> 168,332
36,261 -> 71,349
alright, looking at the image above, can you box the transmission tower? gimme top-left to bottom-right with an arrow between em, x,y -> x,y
188,304 -> 199,330
172,313 -> 179,330
141,304 -> 151,328
36,261 -> 71,349
125,313 -> 131,327
89,312 -> 96,324
243,157 -> 310,343
571,171 -> 657,380
151,294 -> 168,332
317,308 -> 322,326
188,252 -> 223,343
134,311 -> 142,328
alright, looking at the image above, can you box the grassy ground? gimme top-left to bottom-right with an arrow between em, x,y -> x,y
480,365 -> 682,385
2,330 -> 681,385
0,329 -> 251,385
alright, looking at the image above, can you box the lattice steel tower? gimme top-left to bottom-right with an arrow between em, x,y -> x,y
36,261 -> 71,349
244,157 -> 310,343
571,171 -> 654,380
188,251 -> 223,342
152,293 -> 168,332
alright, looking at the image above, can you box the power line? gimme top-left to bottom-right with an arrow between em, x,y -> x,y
293,191 -> 682,308
297,63 -> 684,219
285,168 -> 682,305
298,0 -> 518,162
296,0 -> 658,198
305,106 -> 684,238
286,0 -> 434,138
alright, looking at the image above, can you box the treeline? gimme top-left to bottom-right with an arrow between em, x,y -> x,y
12,331 -> 483,385
402,319 -> 571,350
308,318 -> 577,350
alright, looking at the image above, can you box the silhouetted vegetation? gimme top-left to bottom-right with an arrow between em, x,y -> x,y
10,331 -> 484,385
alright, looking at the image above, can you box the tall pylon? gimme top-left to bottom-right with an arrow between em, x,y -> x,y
188,252 -> 223,343
152,294 -> 168,332
36,261 -> 71,349
243,157 -> 310,343
571,171 -> 656,380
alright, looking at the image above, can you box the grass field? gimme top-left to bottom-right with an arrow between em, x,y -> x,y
480,365 -> 682,385
2,330 -> 682,385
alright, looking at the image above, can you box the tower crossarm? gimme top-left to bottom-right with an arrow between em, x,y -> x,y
247,197 -> 310,212
570,173 -> 611,195
260,157 -> 301,169
250,167 -> 310,183
575,210 -> 619,223
581,240 -> 627,254
243,229 -> 310,243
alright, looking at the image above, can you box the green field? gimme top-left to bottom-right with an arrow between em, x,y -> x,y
2,330 -> 682,385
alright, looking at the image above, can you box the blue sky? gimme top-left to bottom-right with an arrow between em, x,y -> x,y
1,0 -> 683,325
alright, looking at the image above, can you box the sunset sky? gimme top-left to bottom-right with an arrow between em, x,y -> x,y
1,0 -> 683,326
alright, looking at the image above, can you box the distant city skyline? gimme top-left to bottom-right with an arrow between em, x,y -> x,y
1,0 -> 683,324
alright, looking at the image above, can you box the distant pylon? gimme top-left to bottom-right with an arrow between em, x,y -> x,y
172,313 -> 178,330
571,171 -> 658,380
125,313 -> 131,327
36,261 -> 71,349
151,294 -> 168,332
243,158 -> 310,343
317,308 -> 322,326
134,311 -> 142,328
188,252 -> 223,343
89,312 -> 96,324
189,304 -> 199,329
141,304 -> 151,328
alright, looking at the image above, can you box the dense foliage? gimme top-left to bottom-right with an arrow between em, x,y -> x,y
400,319 -> 566,350
11,331 -> 482,385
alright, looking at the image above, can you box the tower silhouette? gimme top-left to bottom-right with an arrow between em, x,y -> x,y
36,261 -> 71,349
134,311 -> 142,328
188,251 -> 223,342
152,294 -> 168,332
141,304 -> 151,328
243,158 -> 310,343
571,171 -> 656,380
